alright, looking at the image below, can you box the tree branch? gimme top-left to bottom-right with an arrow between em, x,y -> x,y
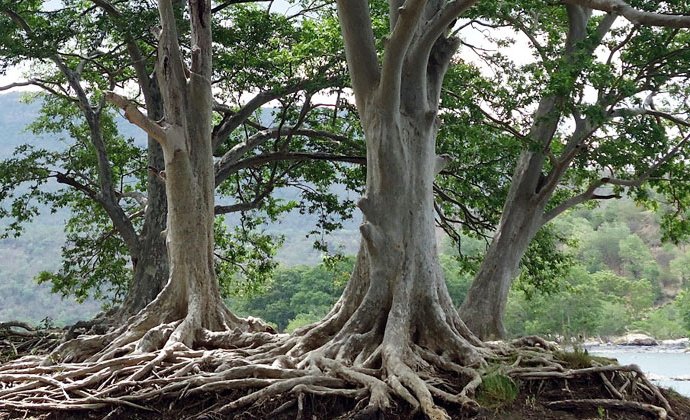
610,108 -> 690,128
215,152 -> 365,186
415,0 -> 479,66
156,0 -> 189,126
214,126 -> 357,186
0,80 -> 35,91
543,133 -> 690,224
378,0 -> 428,111
211,76 -> 343,151
214,187 -> 273,215
211,0 -> 270,13
106,92 -> 167,145
335,0 -> 380,113
564,0 -> 690,28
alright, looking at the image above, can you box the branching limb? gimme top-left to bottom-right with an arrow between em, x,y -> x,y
105,92 -> 167,146
564,0 -> 690,28
334,0 -> 379,113
378,0 -> 429,111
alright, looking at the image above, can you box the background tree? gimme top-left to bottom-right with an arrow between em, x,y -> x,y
455,0 -> 690,339
0,0 -> 169,323
0,0 -> 362,325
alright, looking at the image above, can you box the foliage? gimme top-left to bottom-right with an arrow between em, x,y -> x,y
476,372 -> 519,409
505,199 -> 689,339
227,258 -> 352,332
0,1 -> 364,305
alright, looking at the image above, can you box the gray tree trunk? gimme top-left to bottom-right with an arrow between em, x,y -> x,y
117,139 -> 168,322
458,7 -> 618,340
51,0 -> 255,361
459,150 -> 547,339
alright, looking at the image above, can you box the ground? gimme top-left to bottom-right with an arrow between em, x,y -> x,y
2,324 -> 689,419
1,378 -> 689,419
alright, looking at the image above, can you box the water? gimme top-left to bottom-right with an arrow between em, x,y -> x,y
588,346 -> 690,397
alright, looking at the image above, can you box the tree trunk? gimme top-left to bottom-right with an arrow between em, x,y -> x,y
459,151 -> 546,339
114,79 -> 168,324
108,0 -> 240,350
114,142 -> 169,323
286,104 -> 486,419
50,0 -> 259,362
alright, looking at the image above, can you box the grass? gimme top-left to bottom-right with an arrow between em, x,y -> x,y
555,347 -> 619,369
476,372 -> 519,409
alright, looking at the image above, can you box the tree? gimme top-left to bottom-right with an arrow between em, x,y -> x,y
0,0 -> 170,324
458,1 -> 690,339
0,1 -> 683,419
0,0 -> 359,325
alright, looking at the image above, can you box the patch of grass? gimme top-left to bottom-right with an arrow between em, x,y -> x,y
555,347 -> 594,369
476,373 -> 519,409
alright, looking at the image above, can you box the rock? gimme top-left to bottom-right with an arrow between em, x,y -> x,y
661,338 -> 689,348
613,333 -> 658,346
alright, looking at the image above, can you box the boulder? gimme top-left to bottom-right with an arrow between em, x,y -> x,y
661,338 -> 689,348
613,333 -> 658,346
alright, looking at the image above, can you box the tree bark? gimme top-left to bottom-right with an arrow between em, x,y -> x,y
459,7 -> 615,340
50,0 -> 257,362
116,139 -> 168,322
275,2 -> 487,417
459,194 -> 544,339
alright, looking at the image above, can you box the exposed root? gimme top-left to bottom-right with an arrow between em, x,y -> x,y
545,398 -> 667,419
0,322 -> 62,363
0,331 -> 680,420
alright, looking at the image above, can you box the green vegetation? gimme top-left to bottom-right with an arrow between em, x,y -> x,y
224,198 -> 690,339
504,200 -> 690,340
476,372 -> 519,409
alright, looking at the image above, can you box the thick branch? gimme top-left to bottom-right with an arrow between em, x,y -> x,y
415,0 -> 479,65
212,0 -> 270,13
214,187 -> 272,215
157,0 -> 189,126
0,80 -> 35,91
90,0 -> 157,112
214,127 -> 357,185
106,92 -> 167,145
564,0 -> 690,28
215,152 -> 365,186
378,0 -> 428,111
335,0 -> 380,113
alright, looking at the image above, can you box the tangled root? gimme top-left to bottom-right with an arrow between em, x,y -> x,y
0,331 -> 677,420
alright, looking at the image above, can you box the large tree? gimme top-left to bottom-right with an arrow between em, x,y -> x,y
456,0 -> 690,339
0,0 -> 170,324
0,1 -> 683,419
